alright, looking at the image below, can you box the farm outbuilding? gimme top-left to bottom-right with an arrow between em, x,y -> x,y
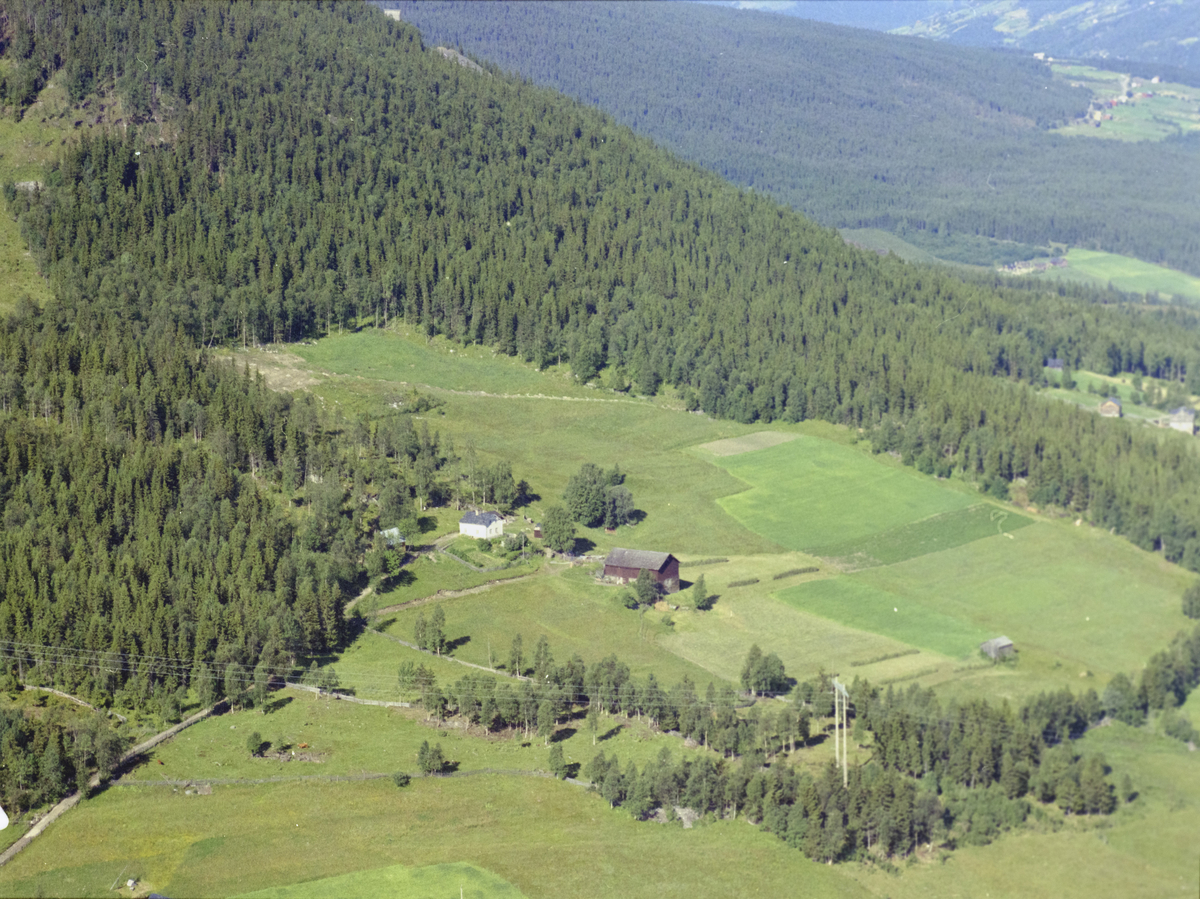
1098,397 -> 1123,418
1167,407 -> 1196,434
980,636 -> 1014,660
459,510 -> 504,540
603,548 -> 680,594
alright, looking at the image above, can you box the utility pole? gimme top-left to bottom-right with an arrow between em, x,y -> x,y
832,677 -> 849,787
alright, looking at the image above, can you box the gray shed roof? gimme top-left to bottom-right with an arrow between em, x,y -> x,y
1169,407 -> 1196,418
980,636 -> 1013,653
604,548 -> 674,571
460,510 -> 503,526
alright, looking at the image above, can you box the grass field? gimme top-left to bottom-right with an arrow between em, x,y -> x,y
810,503 -> 1034,569
708,436 -> 977,553
0,764 -> 866,899
811,521 -> 1193,702
1051,64 -> 1200,143
1028,248 -> 1200,303
382,566 -> 720,688
249,332 -> 788,559
236,861 -> 527,899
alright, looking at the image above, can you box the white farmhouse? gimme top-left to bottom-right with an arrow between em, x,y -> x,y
1167,407 -> 1196,434
459,510 -> 504,539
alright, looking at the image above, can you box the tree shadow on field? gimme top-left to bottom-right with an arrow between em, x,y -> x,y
573,537 -> 597,554
444,635 -> 471,653
563,761 -> 581,779
597,725 -> 623,743
550,727 -> 577,744
264,695 -> 293,714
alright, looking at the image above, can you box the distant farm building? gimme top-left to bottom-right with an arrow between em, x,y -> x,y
980,636 -> 1015,661
378,527 -> 404,548
1045,358 -> 1064,370
603,548 -> 680,594
1098,397 -> 1123,418
459,510 -> 504,539
1167,407 -> 1196,434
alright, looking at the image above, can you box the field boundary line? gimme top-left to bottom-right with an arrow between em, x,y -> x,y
370,572 -> 541,615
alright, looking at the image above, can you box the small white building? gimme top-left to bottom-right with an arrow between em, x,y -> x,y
459,510 -> 504,540
1167,407 -> 1196,434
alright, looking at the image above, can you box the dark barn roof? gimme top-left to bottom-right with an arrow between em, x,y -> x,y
460,510 -> 503,526
604,548 -> 674,572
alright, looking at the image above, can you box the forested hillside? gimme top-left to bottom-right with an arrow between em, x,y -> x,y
3,0 -> 1200,728
381,0 -> 1200,272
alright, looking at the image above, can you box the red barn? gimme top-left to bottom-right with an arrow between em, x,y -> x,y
603,548 -> 680,594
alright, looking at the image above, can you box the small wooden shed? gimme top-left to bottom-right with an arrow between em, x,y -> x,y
980,636 -> 1014,661
1098,397 -> 1123,418
603,548 -> 680,594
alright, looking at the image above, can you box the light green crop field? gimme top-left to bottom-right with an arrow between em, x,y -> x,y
709,436 -> 977,552
1029,248 -> 1200,303
802,521 -> 1194,703
236,861 -> 527,899
777,577 -> 992,660
0,774 -> 867,899
810,503 -> 1033,569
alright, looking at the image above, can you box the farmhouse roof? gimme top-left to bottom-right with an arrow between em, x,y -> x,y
1104,396 -> 1122,407
605,548 -> 674,571
1169,406 -> 1195,418
1046,358 -> 1064,370
460,510 -> 503,526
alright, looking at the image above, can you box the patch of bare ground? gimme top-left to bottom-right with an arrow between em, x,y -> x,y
226,347 -> 324,391
698,431 -> 798,457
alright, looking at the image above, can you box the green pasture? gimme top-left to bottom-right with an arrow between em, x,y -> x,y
659,555 -> 951,685
1051,63 -> 1200,143
383,566 -> 720,687
817,521 -> 1193,702
141,682 -> 712,789
294,329 -> 600,399
236,861 -> 526,899
777,577 -> 991,660
0,66 -> 70,309
443,535 -> 512,569
810,503 -> 1033,569
709,436 -> 976,553
0,773 -> 866,899
280,331 -> 787,557
1030,248 -> 1200,303
359,550 -> 540,618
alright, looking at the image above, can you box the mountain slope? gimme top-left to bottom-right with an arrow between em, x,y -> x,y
379,0 -> 1200,274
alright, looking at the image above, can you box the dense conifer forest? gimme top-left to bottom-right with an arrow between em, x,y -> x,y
382,0 -> 1200,272
0,2 -> 1199,831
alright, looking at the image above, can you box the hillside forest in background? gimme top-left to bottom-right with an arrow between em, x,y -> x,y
379,1 -> 1200,274
0,0 -> 1200,824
